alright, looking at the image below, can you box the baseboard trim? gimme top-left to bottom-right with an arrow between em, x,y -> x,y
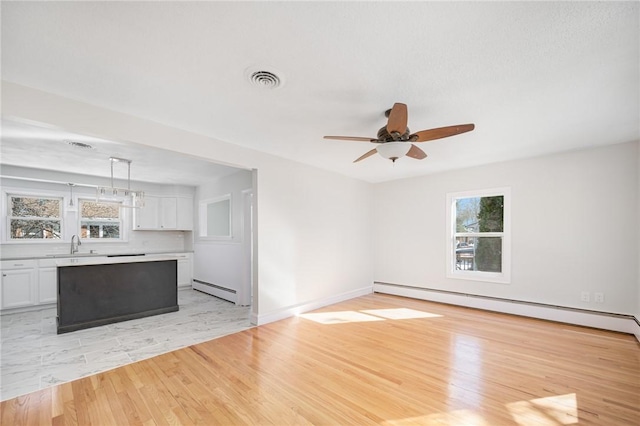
254,286 -> 373,326
632,317 -> 640,343
374,282 -> 639,342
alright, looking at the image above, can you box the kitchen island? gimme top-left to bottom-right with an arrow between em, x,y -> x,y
56,255 -> 179,334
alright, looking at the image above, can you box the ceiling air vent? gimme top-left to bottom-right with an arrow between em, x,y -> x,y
248,70 -> 282,89
65,140 -> 94,149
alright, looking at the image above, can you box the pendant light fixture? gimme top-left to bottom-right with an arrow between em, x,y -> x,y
96,157 -> 145,208
66,183 -> 77,212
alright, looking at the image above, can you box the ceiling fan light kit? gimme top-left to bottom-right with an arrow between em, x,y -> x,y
376,142 -> 411,163
324,103 -> 475,163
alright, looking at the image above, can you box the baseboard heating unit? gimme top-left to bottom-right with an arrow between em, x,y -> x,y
374,281 -> 639,341
192,279 -> 237,304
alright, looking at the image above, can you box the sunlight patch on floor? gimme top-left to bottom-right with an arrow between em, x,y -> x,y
506,393 -> 578,425
361,308 -> 443,320
299,311 -> 385,324
299,308 -> 443,324
382,409 -> 489,425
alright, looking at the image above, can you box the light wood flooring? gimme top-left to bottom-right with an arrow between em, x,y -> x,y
1,293 -> 639,425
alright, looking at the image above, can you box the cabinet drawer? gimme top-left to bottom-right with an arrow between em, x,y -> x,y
1,260 -> 37,270
38,258 -> 59,268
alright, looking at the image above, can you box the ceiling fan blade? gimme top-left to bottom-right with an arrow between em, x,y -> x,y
353,149 -> 377,163
411,123 -> 475,142
406,144 -> 427,160
386,103 -> 408,135
324,135 -> 377,142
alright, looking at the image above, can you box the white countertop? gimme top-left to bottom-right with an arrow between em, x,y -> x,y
1,251 -> 192,262
55,254 -> 183,267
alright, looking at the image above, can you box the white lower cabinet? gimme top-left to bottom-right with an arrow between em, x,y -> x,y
37,258 -> 60,305
1,260 -> 37,309
38,268 -> 58,305
174,253 -> 193,288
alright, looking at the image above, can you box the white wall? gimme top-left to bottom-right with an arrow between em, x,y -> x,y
374,142 -> 639,315
637,141 -> 640,334
193,170 -> 252,301
257,159 -> 373,315
2,82 -> 375,323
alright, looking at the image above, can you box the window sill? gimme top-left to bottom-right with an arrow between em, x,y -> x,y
447,270 -> 511,284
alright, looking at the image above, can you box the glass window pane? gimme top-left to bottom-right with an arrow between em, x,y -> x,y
89,224 -> 100,238
10,219 -> 61,239
456,196 -> 503,233
455,236 -> 476,270
456,197 -> 480,232
11,197 -> 60,218
478,196 -> 503,232
81,201 -> 119,219
102,225 -> 120,238
81,221 -> 120,239
206,199 -> 230,237
455,236 -> 502,272
475,237 -> 502,272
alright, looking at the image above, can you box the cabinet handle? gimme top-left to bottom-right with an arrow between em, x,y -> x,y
2,274 -> 6,277
14,263 -> 24,266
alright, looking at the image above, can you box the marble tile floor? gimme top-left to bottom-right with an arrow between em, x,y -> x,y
0,288 -> 252,401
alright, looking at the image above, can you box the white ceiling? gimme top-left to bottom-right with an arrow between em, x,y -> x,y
0,119 -> 244,186
1,2 -> 638,184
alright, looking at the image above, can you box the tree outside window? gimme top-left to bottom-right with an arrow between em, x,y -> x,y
80,200 -> 121,239
8,196 -> 62,239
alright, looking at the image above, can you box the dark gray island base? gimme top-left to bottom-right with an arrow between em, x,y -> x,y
57,259 -> 178,334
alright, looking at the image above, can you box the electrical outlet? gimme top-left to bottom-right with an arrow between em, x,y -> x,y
580,292 -> 590,302
594,292 -> 604,303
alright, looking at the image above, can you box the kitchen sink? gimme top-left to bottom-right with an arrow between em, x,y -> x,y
45,253 -> 104,258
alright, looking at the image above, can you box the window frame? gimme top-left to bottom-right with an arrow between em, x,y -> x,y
78,198 -> 125,242
5,191 -> 64,242
446,187 -> 511,284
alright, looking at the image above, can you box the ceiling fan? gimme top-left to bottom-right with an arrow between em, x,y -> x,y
324,103 -> 475,163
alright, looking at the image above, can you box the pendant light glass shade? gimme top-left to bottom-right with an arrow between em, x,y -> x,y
96,157 -> 145,208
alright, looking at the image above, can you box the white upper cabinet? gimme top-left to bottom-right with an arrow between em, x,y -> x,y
134,195 -> 160,229
133,195 -> 193,231
159,197 -> 177,229
176,197 -> 194,231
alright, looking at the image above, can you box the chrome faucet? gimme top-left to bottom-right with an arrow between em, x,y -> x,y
70,235 -> 81,254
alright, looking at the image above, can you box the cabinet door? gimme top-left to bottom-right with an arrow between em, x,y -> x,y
177,258 -> 192,287
160,197 -> 177,229
134,195 -> 160,229
38,267 -> 57,304
1,269 -> 35,309
176,197 -> 194,231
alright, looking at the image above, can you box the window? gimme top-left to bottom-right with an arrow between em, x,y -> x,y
446,188 -> 511,283
8,195 -> 62,240
199,194 -> 231,239
79,199 -> 122,240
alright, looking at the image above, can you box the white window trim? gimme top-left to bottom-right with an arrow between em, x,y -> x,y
78,198 -> 126,242
446,187 -> 511,284
3,188 -> 65,244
